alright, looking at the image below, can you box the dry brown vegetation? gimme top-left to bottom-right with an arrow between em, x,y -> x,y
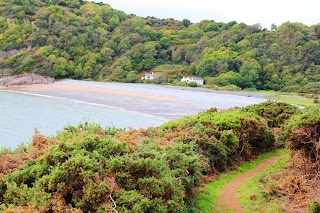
261,152 -> 320,213
257,105 -> 320,212
0,129 -> 56,175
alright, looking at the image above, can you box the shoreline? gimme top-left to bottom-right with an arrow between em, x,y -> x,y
0,79 -> 270,101
0,80 -> 267,120
55,79 -> 267,99
161,85 -> 267,99
1,89 -> 164,120
0,83 -> 194,104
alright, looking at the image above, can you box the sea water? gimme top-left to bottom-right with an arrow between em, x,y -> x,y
0,91 -> 166,149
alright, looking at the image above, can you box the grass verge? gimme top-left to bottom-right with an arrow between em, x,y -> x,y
266,95 -> 314,107
237,155 -> 290,213
246,89 -> 319,107
191,149 -> 290,213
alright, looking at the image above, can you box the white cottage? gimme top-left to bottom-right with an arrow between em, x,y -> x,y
181,76 -> 204,85
141,72 -> 160,80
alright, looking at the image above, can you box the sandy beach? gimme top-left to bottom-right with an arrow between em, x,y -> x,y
0,84 -> 194,104
0,80 -> 267,120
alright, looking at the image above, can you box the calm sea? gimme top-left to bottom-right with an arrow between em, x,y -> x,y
0,91 -> 166,149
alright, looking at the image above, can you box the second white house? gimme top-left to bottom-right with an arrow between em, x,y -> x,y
181,76 -> 204,85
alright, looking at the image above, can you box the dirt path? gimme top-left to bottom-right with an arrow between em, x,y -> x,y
217,154 -> 288,213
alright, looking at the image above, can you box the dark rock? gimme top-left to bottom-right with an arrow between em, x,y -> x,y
0,74 -> 55,87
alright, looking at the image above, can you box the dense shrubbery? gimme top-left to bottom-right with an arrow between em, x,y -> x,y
0,123 -> 203,212
285,105 -> 320,172
160,108 -> 276,168
241,101 -> 300,128
0,104 -> 281,212
241,101 -> 300,148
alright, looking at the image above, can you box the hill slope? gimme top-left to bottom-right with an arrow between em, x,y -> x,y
0,0 -> 319,92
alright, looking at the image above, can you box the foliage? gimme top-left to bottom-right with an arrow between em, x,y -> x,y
0,104 -> 280,211
303,82 -> 320,94
241,101 -> 300,149
309,201 -> 320,213
285,105 -> 320,172
241,100 -> 300,128
0,0 -> 319,92
187,81 -> 198,87
161,108 -> 276,170
0,124 -> 202,212
205,71 -> 243,87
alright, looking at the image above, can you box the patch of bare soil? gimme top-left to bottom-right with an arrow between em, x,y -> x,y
217,154 -> 288,213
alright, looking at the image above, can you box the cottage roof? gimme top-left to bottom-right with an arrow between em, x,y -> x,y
183,76 -> 203,80
145,73 -> 159,77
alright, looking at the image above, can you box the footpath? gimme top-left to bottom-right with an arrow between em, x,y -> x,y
217,154 -> 288,213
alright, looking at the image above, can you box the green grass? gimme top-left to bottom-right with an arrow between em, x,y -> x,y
237,156 -> 290,213
253,90 -> 299,96
220,88 -> 318,107
267,95 -> 314,107
251,90 -> 319,107
192,149 -> 290,212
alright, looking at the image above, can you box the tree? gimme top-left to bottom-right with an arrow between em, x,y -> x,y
239,60 -> 261,88
204,22 -> 219,32
271,23 -> 277,31
74,63 -> 84,79
0,0 -> 318,90
211,71 -> 243,87
154,72 -> 168,84
142,42 -> 158,70
196,48 -> 238,77
109,16 -> 119,31
159,37 -> 171,49
52,57 -> 68,77
100,47 -> 114,65
126,71 -> 139,83
182,19 -> 191,28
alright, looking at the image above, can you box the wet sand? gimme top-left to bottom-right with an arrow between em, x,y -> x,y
0,80 -> 267,120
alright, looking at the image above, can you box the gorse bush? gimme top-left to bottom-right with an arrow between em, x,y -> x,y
1,136 -> 129,212
0,123 -> 203,212
161,109 -> 275,167
286,105 -> 320,172
241,100 -> 300,128
0,106 -> 279,212
241,101 -> 300,148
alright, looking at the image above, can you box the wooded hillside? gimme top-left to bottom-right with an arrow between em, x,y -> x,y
0,0 -> 319,92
